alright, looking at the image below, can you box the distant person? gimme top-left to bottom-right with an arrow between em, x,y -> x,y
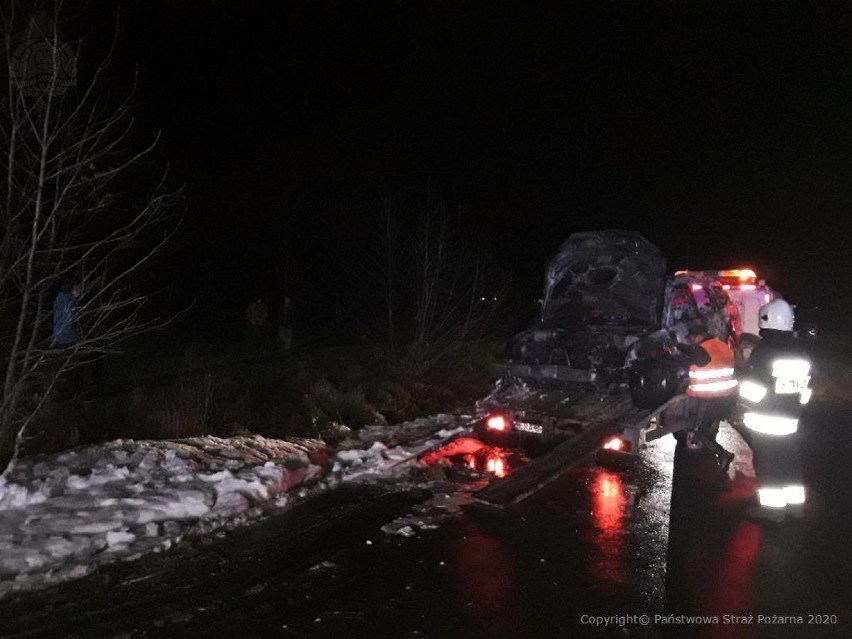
278,296 -> 293,353
51,279 -> 78,348
246,298 -> 268,327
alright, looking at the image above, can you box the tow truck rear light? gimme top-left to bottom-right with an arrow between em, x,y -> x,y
602,437 -> 631,453
486,415 -> 508,431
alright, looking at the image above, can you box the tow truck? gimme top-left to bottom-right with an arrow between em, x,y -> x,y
464,231 -> 741,509
674,268 -> 778,363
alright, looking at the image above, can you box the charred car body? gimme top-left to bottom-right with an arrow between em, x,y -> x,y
478,230 -> 740,447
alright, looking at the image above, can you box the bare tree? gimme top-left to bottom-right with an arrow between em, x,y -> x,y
339,190 -> 503,379
398,198 -> 503,380
336,191 -> 401,351
0,5 -> 181,471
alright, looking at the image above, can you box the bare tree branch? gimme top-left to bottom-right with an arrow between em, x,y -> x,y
0,5 -> 182,472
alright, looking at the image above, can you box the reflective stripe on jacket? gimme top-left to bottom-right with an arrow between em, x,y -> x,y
687,337 -> 737,398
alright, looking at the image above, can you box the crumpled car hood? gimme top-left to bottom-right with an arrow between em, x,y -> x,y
541,230 -> 667,328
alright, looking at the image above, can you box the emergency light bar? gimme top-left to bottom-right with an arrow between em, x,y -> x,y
675,267 -> 758,281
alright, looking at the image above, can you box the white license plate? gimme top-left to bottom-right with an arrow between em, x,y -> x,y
514,422 -> 543,434
775,377 -> 809,394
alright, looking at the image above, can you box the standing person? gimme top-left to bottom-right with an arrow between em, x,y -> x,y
246,297 -> 268,327
51,279 -> 78,348
278,296 -> 293,353
244,297 -> 269,348
674,324 -> 738,471
736,299 -> 811,512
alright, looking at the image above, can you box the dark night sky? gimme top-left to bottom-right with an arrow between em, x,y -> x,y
106,1 -> 852,326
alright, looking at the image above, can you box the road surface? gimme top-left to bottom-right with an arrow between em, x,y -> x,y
1,402 -> 850,639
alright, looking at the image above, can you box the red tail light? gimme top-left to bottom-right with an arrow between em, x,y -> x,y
486,453 -> 508,478
486,415 -> 508,431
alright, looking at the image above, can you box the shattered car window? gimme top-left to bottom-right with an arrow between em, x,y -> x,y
668,285 -> 698,324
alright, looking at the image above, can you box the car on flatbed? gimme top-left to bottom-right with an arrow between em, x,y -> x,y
475,230 -> 740,451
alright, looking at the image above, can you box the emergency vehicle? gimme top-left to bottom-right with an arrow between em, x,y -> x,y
675,268 -> 778,363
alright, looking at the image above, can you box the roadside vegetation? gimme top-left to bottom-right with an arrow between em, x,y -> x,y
19,335 -> 505,458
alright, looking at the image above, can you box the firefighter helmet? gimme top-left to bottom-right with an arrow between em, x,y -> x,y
759,299 -> 795,332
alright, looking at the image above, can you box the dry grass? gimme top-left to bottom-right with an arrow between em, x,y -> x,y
17,337 -> 503,458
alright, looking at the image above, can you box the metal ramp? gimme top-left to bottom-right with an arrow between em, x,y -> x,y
472,393 -> 688,509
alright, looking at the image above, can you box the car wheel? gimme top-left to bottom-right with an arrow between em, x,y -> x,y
628,358 -> 675,408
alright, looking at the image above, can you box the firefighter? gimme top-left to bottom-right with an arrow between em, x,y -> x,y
674,324 -> 738,471
736,299 -> 810,511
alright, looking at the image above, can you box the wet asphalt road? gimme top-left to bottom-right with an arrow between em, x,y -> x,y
1,401 -> 851,639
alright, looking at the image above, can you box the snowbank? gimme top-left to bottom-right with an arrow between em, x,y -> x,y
0,414 -> 468,598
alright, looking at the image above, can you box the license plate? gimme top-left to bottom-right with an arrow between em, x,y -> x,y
775,377 -> 809,394
514,422 -> 543,434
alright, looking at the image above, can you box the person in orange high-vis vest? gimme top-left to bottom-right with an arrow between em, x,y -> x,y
676,325 -> 738,472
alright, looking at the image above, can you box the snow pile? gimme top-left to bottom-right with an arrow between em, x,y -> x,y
0,414 -> 469,598
0,435 -> 326,597
333,414 -> 467,482
331,414 -> 485,537
349,413 -> 461,448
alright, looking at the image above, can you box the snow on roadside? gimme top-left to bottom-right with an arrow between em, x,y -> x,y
0,414 -> 467,598
332,414 -> 486,537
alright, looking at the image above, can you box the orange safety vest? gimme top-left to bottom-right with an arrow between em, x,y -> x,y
686,337 -> 738,398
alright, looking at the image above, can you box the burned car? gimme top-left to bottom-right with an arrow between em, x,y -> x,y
504,231 -> 740,406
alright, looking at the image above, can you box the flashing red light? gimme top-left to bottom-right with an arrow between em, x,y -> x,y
486,415 -> 508,431
603,437 -> 624,451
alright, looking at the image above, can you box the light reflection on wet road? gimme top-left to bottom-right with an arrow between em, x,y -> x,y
263,432 -> 681,638
281,406 -> 852,639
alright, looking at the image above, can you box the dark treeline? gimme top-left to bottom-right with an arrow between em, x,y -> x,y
79,0 -> 852,336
